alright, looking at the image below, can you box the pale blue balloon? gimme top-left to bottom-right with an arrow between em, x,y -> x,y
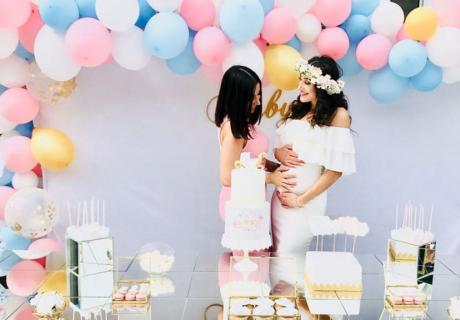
351,0 -> 379,16
144,13 -> 189,59
0,169 -> 14,186
14,43 -> 34,62
15,122 -> 34,138
166,34 -> 201,75
0,226 -> 31,251
0,85 -> 6,95
136,0 -> 156,29
338,45 -> 362,77
259,0 -> 274,15
39,0 -> 79,31
220,0 -> 264,43
410,61 -> 443,92
389,40 -> 427,78
343,14 -> 370,43
76,0 -> 97,18
287,36 -> 301,51
369,67 -> 409,103
0,252 -> 21,277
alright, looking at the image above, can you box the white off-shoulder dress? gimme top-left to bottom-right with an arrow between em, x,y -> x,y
272,119 -> 356,254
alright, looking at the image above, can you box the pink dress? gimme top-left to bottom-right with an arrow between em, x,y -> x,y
218,119 -> 269,221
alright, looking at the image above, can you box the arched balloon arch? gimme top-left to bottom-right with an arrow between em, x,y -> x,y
0,0 -> 460,297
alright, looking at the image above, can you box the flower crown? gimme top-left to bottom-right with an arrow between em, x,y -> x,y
295,58 -> 345,95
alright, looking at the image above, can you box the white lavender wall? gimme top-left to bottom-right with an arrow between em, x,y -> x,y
37,58 -> 460,255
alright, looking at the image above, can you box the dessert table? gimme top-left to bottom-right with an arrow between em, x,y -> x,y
3,251 -> 460,319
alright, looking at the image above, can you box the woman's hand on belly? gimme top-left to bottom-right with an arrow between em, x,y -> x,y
277,191 -> 302,209
274,144 -> 305,168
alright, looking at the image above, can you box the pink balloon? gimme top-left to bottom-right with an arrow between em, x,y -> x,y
254,37 -> 268,55
180,0 -> 215,31
65,18 -> 112,67
0,0 -> 31,29
18,5 -> 43,53
313,0 -> 351,27
316,27 -> 349,60
0,186 -> 16,220
261,7 -> 297,44
29,238 -> 62,253
0,136 -> 37,173
0,88 -> 40,124
194,26 -> 230,66
15,308 -> 37,320
199,64 -> 223,84
396,26 -> 410,42
7,260 -> 45,297
433,0 -> 460,28
262,74 -> 270,87
356,34 -> 392,70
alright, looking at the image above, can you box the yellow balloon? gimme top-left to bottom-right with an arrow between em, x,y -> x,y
265,45 -> 301,90
31,128 -> 75,170
405,7 -> 438,41
38,270 -> 67,296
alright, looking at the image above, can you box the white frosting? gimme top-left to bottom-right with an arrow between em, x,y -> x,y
305,251 -> 362,288
66,223 -> 110,241
230,298 -> 253,308
450,296 -> 460,319
230,305 -> 251,316
230,153 -> 266,207
251,297 -> 274,307
309,215 -> 369,237
277,306 -> 298,316
253,305 -> 275,316
30,292 -> 65,315
274,298 -> 295,308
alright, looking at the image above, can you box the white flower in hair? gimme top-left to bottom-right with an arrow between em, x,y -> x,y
295,58 -> 345,95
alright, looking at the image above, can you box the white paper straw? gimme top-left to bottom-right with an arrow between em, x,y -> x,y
67,201 -> 72,226
395,203 -> 399,229
102,200 -> 106,226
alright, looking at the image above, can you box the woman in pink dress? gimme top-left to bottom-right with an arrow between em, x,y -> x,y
215,65 -> 294,221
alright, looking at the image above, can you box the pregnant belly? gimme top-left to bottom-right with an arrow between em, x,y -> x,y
286,163 -> 323,195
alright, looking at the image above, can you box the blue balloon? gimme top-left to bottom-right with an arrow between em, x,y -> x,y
0,85 -> 6,95
259,0 -> 274,15
0,226 -> 31,251
0,169 -> 14,186
0,252 -> 21,277
338,45 -> 362,77
369,67 -> 409,103
351,0 -> 379,16
344,15 -> 370,43
136,0 -> 156,29
166,34 -> 201,75
410,61 -> 443,92
40,0 -> 79,31
14,43 -> 34,62
286,36 -> 301,51
144,13 -> 189,59
76,0 -> 97,18
389,40 -> 427,78
220,0 -> 264,44
15,122 -> 34,138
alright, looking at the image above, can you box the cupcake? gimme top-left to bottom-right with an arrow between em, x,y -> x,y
229,305 -> 251,320
113,292 -> 125,301
251,297 -> 275,307
274,298 -> 295,311
125,292 -> 136,301
252,305 -> 275,320
276,306 -> 299,320
231,298 -> 253,308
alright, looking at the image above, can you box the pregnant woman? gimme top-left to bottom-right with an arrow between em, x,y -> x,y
272,55 -> 356,254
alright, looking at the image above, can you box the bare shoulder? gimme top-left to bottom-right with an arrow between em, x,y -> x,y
330,107 -> 351,128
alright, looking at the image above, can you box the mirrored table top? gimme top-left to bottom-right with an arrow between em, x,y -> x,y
3,251 -> 460,320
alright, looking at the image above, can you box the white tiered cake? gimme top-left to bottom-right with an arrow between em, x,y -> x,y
221,152 -> 271,252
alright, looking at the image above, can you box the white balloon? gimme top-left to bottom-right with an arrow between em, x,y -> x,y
0,29 -> 18,59
276,0 -> 315,17
34,25 -> 81,81
222,42 -> 264,79
0,54 -> 31,88
371,2 -> 404,37
301,43 -> 319,60
427,27 -> 460,68
0,116 -> 16,135
0,129 -> 19,142
96,0 -> 140,32
213,0 -> 223,26
296,14 -> 321,43
12,171 -> 39,189
147,0 -> 182,12
112,27 -> 151,71
442,63 -> 460,84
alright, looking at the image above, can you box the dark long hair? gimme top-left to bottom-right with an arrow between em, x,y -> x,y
279,56 -> 349,127
214,65 -> 262,140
